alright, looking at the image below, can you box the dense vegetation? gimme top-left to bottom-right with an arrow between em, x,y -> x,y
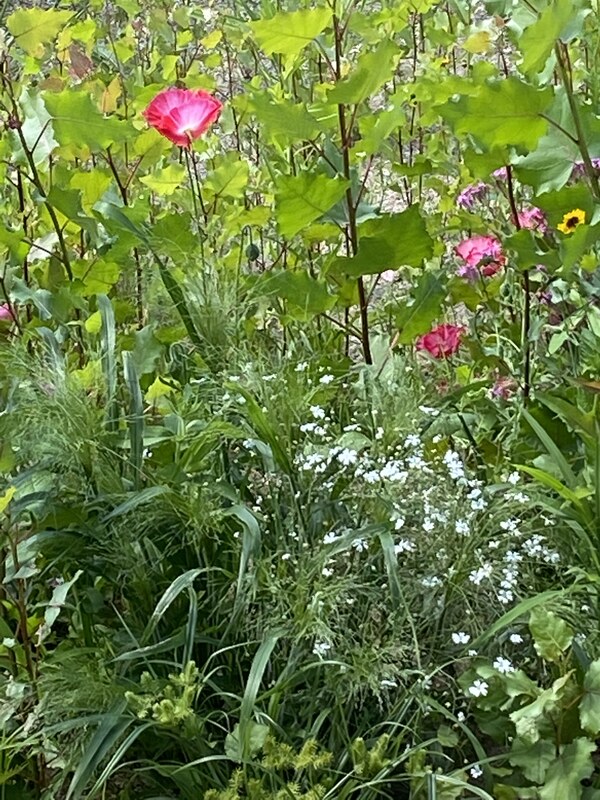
1,0 -> 600,797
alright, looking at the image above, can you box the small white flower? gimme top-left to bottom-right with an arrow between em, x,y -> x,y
394,516 -> 406,530
295,361 -> 308,372
322,567 -> 334,577
455,519 -> 470,536
281,553 -> 291,561
469,564 -> 493,586
421,575 -> 442,588
263,373 -> 277,382
394,539 -> 415,555
468,649 -> 478,657
323,532 -> 340,545
509,633 -> 523,644
352,537 -> 368,553
404,434 -> 421,448
511,491 -> 529,504
452,632 -> 471,645
338,448 -> 358,467
470,765 -> 483,779
468,679 -> 488,698
419,405 -> 440,417
319,373 -> 334,384
457,711 -> 466,722
310,405 -> 326,419
422,519 -> 435,533
493,656 -> 515,674
313,640 -> 331,657
375,426 -> 384,440
497,589 -> 514,605
506,471 -> 520,485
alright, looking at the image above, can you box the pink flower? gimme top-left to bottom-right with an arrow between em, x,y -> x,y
492,166 -> 508,180
455,235 -> 506,279
518,207 -> 548,233
491,375 -> 517,400
457,182 -> 488,211
0,304 -> 13,326
416,323 -> 465,359
143,87 -> 222,147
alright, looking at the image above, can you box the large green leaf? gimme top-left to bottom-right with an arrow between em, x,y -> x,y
396,272 -> 447,345
242,92 -> 322,141
43,90 -> 127,153
7,8 -> 74,56
509,738 -> 554,784
529,607 -> 574,662
275,173 -> 349,237
16,90 -> 58,166
249,7 -> 331,59
255,270 -> 336,320
449,78 -> 553,151
328,38 -> 401,104
204,152 -> 249,199
330,205 -> 434,277
519,0 -> 579,76
539,739 -> 595,800
139,164 -> 186,196
580,660 -> 600,735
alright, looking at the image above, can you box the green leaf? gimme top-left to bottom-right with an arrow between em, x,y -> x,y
450,78 -> 553,151
275,173 -> 349,237
43,90 -> 127,153
396,272 -> 447,345
72,260 -> 120,296
16,90 -> 58,166
204,152 -> 249,199
249,7 -> 331,59
139,164 -> 187,196
519,0 -> 576,75
510,673 -> 574,743
328,39 -> 401,104
7,8 -> 74,56
529,607 -> 573,662
238,634 -> 280,760
509,738 -> 555,784
255,270 -> 336,320
580,660 -> 600,735
539,739 -> 595,800
331,206 -> 434,277
242,92 -> 322,141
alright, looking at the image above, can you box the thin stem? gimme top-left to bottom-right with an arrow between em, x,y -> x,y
555,42 -> 600,201
506,166 -> 531,401
333,12 -> 372,364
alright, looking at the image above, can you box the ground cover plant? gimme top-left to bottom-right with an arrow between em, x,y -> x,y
1,0 -> 600,797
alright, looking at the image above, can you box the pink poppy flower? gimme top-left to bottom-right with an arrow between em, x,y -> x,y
455,235 -> 506,279
416,323 -> 465,359
143,87 -> 223,147
0,304 -> 13,326
517,207 -> 548,233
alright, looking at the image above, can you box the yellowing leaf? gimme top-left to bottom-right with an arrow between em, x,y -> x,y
139,164 -> 187,196
0,487 -> 16,515
249,7 -> 331,59
201,30 -> 222,49
145,376 -> 178,402
85,310 -> 102,334
462,31 -> 492,54
7,8 -> 74,57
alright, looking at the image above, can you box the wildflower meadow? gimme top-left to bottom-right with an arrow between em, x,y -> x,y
1,0 -> 600,797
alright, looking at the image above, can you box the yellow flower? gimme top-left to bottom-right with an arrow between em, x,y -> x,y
557,208 -> 586,234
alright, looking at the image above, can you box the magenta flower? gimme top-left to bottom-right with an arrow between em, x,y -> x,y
416,323 -> 465,359
457,182 -> 488,211
492,166 -> 508,181
517,207 -> 548,233
143,87 -> 223,147
571,159 -> 600,180
0,304 -> 13,326
455,235 -> 506,280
